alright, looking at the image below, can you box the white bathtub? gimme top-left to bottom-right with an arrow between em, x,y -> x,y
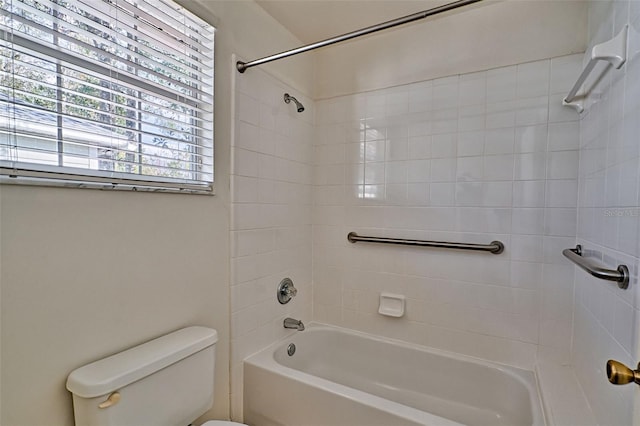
243,324 -> 546,426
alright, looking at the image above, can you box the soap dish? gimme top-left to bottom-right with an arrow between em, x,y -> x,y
378,293 -> 405,318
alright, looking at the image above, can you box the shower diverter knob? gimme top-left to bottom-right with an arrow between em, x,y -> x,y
277,278 -> 297,304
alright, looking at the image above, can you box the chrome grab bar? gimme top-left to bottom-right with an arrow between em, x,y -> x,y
347,232 -> 504,254
562,245 -> 629,289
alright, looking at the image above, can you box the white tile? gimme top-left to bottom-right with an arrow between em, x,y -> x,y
432,108 -> 458,134
513,180 -> 546,207
515,152 -> 546,180
548,122 -> 580,151
409,82 -> 433,113
407,160 -> 431,183
515,125 -> 548,153
516,97 -> 549,126
550,54 -> 584,95
546,180 -> 578,208
233,148 -> 259,177
433,79 -> 459,109
364,162 -> 385,184
259,103 -> 278,131
549,93 -> 580,123
385,90 -> 408,116
457,156 -> 483,181
542,236 -> 575,265
408,117 -> 432,137
513,235 -> 544,262
431,133 -> 458,158
483,182 -> 513,207
512,208 -> 545,235
431,158 -> 457,182
408,136 -> 432,159
237,92 -> 261,126
387,125 -> 409,143
547,151 -> 579,179
487,65 -> 517,103
613,298 -> 636,355
544,208 -> 577,237
235,121 -> 260,151
459,71 -> 486,106
408,183 -> 430,206
364,140 -> 385,162
232,176 -> 259,203
385,184 -> 408,205
386,161 -> 408,184
456,182 -> 484,206
510,261 -> 543,289
484,128 -> 515,155
459,105 -> 485,132
386,138 -> 408,161
517,60 -> 550,99
486,100 -> 517,129
430,183 -> 456,206
484,154 -> 515,181
457,131 -> 484,157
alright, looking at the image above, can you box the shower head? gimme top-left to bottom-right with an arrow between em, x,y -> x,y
284,93 -> 304,113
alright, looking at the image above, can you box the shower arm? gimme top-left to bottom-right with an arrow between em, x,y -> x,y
236,0 -> 483,73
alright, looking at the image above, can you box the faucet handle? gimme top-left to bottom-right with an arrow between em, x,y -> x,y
286,286 -> 297,297
277,278 -> 297,304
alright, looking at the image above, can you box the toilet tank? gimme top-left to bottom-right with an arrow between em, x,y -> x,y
66,327 -> 218,426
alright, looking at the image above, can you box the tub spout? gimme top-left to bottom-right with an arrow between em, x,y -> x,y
284,318 -> 305,331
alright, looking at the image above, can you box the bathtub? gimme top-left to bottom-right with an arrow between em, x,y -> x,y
243,324 -> 546,426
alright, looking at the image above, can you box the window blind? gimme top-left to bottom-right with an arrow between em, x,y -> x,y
0,0 -> 215,193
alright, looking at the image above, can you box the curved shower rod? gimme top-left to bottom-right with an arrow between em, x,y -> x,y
237,0 -> 484,73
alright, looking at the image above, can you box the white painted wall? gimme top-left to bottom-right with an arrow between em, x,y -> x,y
572,1 -> 640,424
314,0 -> 588,99
0,1 -> 313,425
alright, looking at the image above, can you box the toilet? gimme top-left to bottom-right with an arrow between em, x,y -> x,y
66,327 -> 246,426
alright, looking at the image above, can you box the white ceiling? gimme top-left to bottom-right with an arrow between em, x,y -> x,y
255,0 -> 457,44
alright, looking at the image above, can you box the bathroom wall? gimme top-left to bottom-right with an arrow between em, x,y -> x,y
0,1 -> 313,425
572,1 -> 640,424
230,68 -> 314,418
314,0 -> 588,99
312,53 -> 582,369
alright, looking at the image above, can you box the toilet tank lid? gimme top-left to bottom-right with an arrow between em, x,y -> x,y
66,326 -> 218,398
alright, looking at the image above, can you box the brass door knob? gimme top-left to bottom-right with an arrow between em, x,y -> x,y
606,360 -> 640,385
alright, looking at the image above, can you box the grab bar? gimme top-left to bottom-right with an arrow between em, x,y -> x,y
563,25 -> 628,113
347,232 -> 504,254
562,245 -> 629,289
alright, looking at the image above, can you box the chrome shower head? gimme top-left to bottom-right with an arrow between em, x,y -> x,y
284,93 -> 304,113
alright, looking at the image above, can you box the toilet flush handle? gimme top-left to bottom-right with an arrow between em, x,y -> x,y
98,391 -> 121,409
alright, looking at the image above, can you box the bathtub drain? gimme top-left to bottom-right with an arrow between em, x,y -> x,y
287,343 -> 296,356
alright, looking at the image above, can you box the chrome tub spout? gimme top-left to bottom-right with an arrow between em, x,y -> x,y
283,318 -> 305,331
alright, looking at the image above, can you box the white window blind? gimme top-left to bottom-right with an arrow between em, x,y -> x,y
0,0 -> 215,193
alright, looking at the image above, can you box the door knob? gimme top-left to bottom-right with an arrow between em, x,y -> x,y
606,360 -> 640,385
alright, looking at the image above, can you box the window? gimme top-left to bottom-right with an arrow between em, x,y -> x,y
0,0 -> 214,193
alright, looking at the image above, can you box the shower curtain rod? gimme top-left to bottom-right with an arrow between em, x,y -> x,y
236,0 -> 483,73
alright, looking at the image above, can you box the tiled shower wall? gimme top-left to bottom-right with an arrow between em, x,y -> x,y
313,54 -> 583,368
573,1 -> 640,424
231,68 -> 314,417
